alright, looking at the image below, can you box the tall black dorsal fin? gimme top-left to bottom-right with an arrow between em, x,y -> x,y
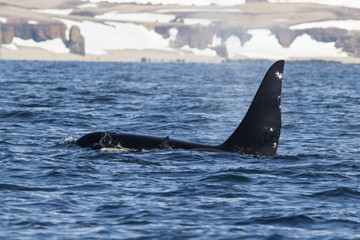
219,60 -> 284,155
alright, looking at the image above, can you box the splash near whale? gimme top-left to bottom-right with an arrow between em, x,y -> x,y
77,60 -> 284,156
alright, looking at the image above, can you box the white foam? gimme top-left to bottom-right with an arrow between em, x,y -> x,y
0,17 -> 7,23
84,0 -> 245,6
32,9 -> 73,15
267,0 -> 360,9
95,12 -> 176,23
225,29 -> 347,59
290,20 -> 360,31
11,37 -> 69,53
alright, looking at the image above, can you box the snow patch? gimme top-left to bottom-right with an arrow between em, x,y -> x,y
181,45 -> 217,56
169,28 -> 178,41
77,3 -> 98,8
225,29 -> 347,59
0,17 -> 7,23
32,9 -> 73,15
57,18 -> 172,54
225,35 -> 242,58
95,12 -> 176,23
84,0 -> 245,6
211,35 -> 222,47
2,43 -> 18,50
290,20 -> 360,31
28,20 -> 38,25
9,37 -> 69,53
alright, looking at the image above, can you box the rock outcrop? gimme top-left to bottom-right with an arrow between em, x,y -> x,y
273,27 -> 360,57
67,26 -> 85,56
1,22 -> 85,56
1,22 -> 66,44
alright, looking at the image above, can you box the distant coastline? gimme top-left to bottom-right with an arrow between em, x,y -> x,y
2,0 -> 360,63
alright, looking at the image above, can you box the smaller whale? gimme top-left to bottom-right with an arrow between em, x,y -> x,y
77,60 -> 284,156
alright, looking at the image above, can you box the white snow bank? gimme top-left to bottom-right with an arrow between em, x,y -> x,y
83,0 -> 245,6
57,18 -> 172,54
211,35 -> 222,47
225,29 -> 347,59
32,9 -> 73,15
267,0 -> 360,9
2,43 -> 17,50
28,20 -> 38,25
169,28 -> 178,41
95,12 -> 176,23
0,17 -> 7,23
5,37 -> 69,53
77,3 -> 98,8
290,20 -> 360,31
181,45 -> 217,56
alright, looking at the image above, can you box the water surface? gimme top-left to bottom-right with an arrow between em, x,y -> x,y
0,60 -> 359,239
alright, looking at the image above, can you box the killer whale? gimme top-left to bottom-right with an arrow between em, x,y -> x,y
77,60 -> 284,156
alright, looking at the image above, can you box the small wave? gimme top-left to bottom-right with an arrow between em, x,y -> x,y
61,136 -> 77,144
224,167 -> 270,175
236,214 -> 315,227
274,153 -> 337,161
0,183 -> 57,192
305,187 -> 360,199
200,173 -> 252,183
121,156 -> 161,166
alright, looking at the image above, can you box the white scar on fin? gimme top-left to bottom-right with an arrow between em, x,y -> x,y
275,72 -> 282,79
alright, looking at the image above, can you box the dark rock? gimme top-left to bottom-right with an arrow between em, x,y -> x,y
273,28 -> 296,48
1,22 -> 66,44
2,24 -> 14,44
70,11 -> 96,17
67,25 -> 85,56
155,25 -> 213,49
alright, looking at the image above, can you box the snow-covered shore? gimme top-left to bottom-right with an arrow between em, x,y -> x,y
1,0 -> 360,63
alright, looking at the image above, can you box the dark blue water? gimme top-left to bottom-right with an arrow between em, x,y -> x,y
0,60 -> 359,239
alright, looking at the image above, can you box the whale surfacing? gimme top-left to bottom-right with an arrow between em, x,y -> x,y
77,60 -> 284,156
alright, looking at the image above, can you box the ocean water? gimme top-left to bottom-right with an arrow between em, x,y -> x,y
0,60 -> 359,240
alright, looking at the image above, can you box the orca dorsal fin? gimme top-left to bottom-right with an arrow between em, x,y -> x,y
220,60 -> 284,156
160,136 -> 173,150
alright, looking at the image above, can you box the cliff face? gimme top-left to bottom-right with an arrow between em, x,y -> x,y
1,22 -> 66,44
273,28 -> 360,57
154,24 -> 360,59
0,22 -> 86,55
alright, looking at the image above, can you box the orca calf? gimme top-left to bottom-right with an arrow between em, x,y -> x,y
77,60 -> 284,156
